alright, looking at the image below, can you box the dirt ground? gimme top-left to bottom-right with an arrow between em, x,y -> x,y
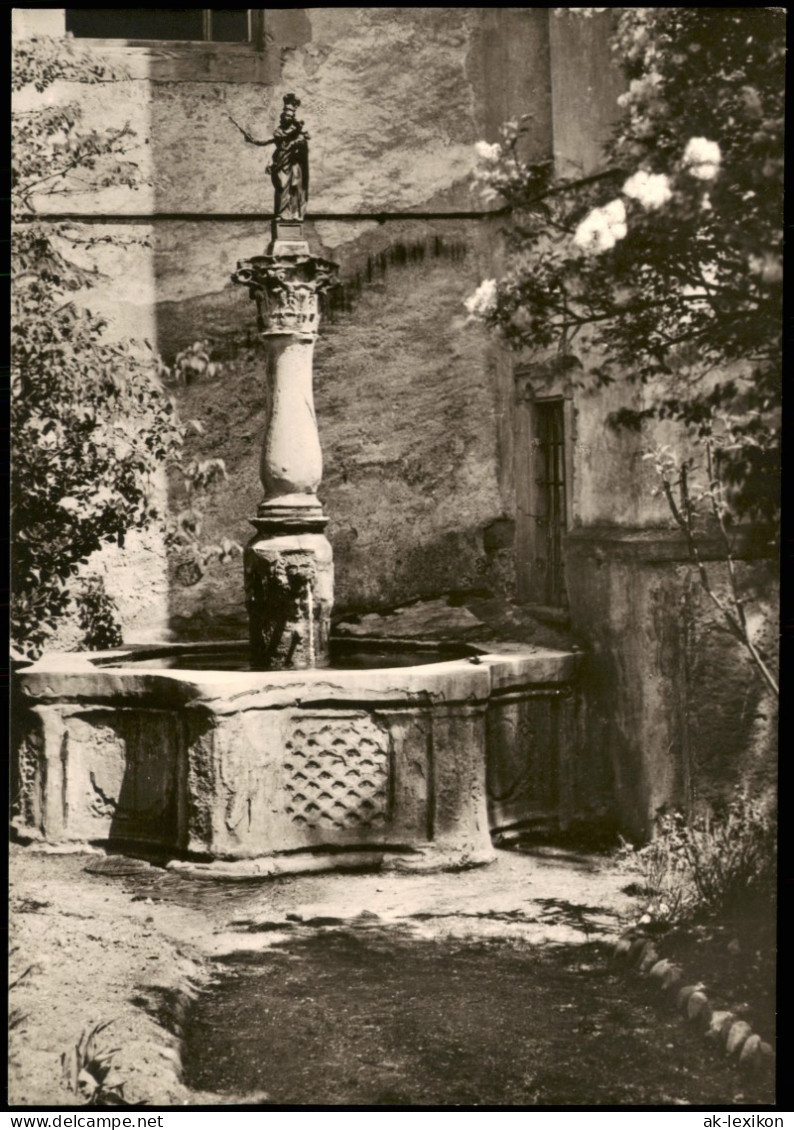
7,843 -> 777,1109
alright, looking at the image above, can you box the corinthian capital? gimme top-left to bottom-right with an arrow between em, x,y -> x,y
233,253 -> 339,335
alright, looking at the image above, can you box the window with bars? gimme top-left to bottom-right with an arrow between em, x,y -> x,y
65,9 -> 252,43
532,399 -> 568,607
515,384 -> 572,610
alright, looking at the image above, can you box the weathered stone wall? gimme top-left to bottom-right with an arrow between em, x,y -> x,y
565,533 -> 777,840
547,12 -> 778,834
14,7 -> 552,642
18,8 -> 551,218
162,220 -> 517,636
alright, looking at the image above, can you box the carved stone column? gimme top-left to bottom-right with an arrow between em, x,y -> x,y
233,239 -> 338,669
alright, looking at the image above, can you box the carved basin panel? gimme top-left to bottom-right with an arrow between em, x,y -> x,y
13,640 -> 578,863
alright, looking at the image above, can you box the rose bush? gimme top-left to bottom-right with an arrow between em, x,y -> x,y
468,8 -> 783,535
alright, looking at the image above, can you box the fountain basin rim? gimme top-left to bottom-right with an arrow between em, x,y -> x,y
17,637 -> 580,707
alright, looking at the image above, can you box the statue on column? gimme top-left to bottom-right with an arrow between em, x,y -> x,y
229,94 -> 336,669
229,93 -> 309,221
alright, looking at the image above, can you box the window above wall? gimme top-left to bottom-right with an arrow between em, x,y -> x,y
65,9 -> 255,45
61,8 -> 270,78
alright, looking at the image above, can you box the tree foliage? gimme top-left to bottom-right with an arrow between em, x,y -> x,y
11,37 -> 186,657
472,8 -> 783,533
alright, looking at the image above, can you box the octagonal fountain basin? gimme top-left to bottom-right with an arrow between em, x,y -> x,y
14,638 -> 579,871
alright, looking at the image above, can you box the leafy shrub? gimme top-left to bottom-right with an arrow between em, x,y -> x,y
628,792 -> 777,922
470,8 -> 782,695
76,575 -> 124,652
11,36 -> 190,658
11,37 -> 240,657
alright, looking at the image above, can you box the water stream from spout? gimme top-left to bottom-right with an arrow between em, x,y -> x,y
307,582 -> 315,667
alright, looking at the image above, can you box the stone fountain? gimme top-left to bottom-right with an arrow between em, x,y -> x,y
13,96 -> 579,871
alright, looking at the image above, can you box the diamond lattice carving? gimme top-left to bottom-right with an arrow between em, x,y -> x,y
284,715 -> 390,830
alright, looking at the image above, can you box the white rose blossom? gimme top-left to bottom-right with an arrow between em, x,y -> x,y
617,72 -> 664,108
749,253 -> 783,284
622,170 -> 672,211
474,140 -> 502,163
573,197 -> 627,255
682,137 -> 722,181
464,278 -> 498,321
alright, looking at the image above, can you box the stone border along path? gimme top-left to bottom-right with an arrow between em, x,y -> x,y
611,925 -> 775,1079
187,911 -> 776,1102
116,907 -> 777,1106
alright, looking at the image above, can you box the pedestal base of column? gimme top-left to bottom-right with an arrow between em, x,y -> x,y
251,494 -> 329,535
245,531 -> 334,670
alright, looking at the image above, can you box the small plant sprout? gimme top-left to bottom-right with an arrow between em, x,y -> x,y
166,457 -> 243,582
172,340 -> 222,386
61,1021 -> 128,1106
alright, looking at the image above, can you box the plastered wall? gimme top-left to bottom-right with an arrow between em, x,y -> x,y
14,7 -> 552,639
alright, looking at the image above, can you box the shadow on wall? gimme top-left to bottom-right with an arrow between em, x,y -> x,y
157,226 -> 515,640
42,6 -> 558,643
566,545 -> 778,841
131,6 -> 558,641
